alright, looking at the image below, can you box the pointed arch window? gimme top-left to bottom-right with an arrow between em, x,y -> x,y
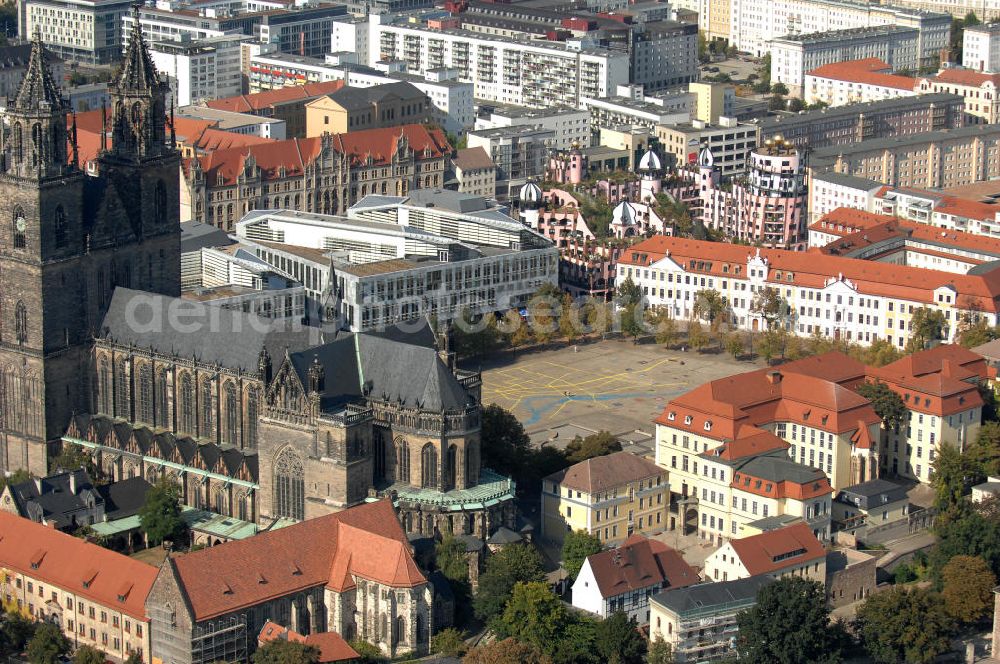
98,358 -> 111,414
31,123 -> 41,168
201,378 -> 214,439
114,361 -> 129,419
273,447 -> 304,520
224,382 -> 238,445
446,444 -> 457,489
155,369 -> 169,429
180,373 -> 195,434
246,386 -> 259,449
11,122 -> 22,164
396,438 -> 410,483
421,444 -> 437,488
12,205 -> 25,249
138,364 -> 152,424
14,301 -> 26,345
155,180 -> 168,225
54,205 -> 67,248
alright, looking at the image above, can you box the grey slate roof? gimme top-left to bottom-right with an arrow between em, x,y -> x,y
651,575 -> 775,617
406,188 -> 491,214
811,172 -> 885,190
7,470 -> 103,530
96,477 -> 152,520
100,288 -> 318,373
326,81 -> 426,111
733,451 -> 827,485
180,221 -> 237,253
835,478 -> 909,510
287,331 -> 471,412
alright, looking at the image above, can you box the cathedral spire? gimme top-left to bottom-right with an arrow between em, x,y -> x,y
12,29 -> 65,113
113,2 -> 161,95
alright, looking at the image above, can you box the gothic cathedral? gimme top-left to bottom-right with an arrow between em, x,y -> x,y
0,17 -> 180,475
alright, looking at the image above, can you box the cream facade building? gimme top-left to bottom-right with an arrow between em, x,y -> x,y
702,522 -> 827,583
541,451 -> 670,546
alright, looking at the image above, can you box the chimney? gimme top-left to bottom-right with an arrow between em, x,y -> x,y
34,478 -> 42,493
766,370 -> 782,385
69,472 -> 77,495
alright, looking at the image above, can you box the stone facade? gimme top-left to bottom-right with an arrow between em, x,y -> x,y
0,26 -> 180,477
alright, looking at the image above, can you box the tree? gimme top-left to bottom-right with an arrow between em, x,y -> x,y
594,612 -> 646,664
0,468 -> 30,492
564,431 -> 621,464
437,534 -> 470,583
561,530 -> 603,580
617,277 -> 642,308
931,442 -> 986,512
957,316 -> 997,348
768,94 -> 787,111
473,543 -> 545,622
854,587 -> 953,664
432,628 -> 468,657
855,380 -> 908,430
930,500 -> 1000,582
559,294 -> 581,343
584,300 -> 614,338
686,321 -> 709,351
757,328 -> 785,364
500,582 -> 567,648
735,577 -> 844,664
725,332 -> 744,360
620,303 -> 645,341
787,97 -> 805,112
25,623 -> 70,664
906,308 -> 947,352
941,554 -> 997,623
347,641 -> 385,664
647,309 -> 677,347
480,404 -> 531,480
965,10 -> 980,25
647,637 -> 674,664
124,653 -> 143,664
527,284 -> 562,344
73,646 -> 107,664
463,638 -> 553,664
49,443 -> 96,476
0,612 -> 36,657
969,420 -> 1000,476
771,82 -> 789,95
253,639 -> 320,664
693,289 -> 727,331
750,287 -> 788,329
138,478 -> 187,546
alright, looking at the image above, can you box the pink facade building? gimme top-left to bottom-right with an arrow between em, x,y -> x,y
697,139 -> 808,249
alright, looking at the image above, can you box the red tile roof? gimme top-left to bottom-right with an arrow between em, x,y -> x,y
585,535 -> 698,599
188,124 -> 450,186
619,235 -> 1000,312
205,81 -> 347,113
727,522 -> 825,576
0,511 -> 157,620
170,500 -> 425,621
544,451 -> 663,494
169,116 -> 274,152
258,622 -> 359,663
807,58 -> 916,91
869,345 -> 986,415
925,68 -> 1000,88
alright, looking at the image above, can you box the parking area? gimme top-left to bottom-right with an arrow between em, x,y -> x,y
480,339 -> 757,448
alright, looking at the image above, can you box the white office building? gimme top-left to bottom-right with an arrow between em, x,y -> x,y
963,23 -> 1000,73
474,105 -> 591,150
368,12 -> 630,109
234,191 -> 558,331
770,26 -> 921,94
20,0 -> 132,64
808,172 -> 885,223
730,0 -> 950,68
150,33 -> 249,107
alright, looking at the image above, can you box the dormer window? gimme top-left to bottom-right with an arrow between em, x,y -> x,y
667,411 -> 676,421
684,415 -> 693,425
704,421 -> 712,431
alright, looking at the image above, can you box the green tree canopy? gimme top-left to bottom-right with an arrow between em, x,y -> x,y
73,645 -> 107,664
693,289 -> 727,331
473,543 -> 545,622
941,554 -> 997,623
500,582 -> 567,649
436,534 -> 470,583
750,287 -> 788,328
646,636 -> 674,664
735,577 -> 844,664
0,468 -> 31,492
253,639 -> 320,664
854,587 -> 954,664
480,404 -> 532,479
594,612 -> 646,664
617,277 -> 642,308
906,308 -> 947,353
931,442 -> 987,512
462,637 -> 553,664
930,499 -> 1000,582
0,612 -> 36,657
564,431 -> 621,465
969,421 -> 1000,476
561,530 -> 603,580
432,628 -> 468,658
25,624 -> 70,664
138,478 -> 188,546
855,380 -> 908,430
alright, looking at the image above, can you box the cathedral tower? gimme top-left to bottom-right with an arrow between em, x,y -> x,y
0,22 -> 180,475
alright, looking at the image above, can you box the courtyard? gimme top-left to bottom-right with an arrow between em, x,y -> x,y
479,338 -> 759,452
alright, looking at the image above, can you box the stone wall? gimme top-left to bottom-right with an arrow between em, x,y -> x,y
825,549 -> 877,608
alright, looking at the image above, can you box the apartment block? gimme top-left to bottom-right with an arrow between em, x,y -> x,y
808,124 -> 1000,190
467,125 -> 555,196
917,68 -> 1000,123
727,0 -> 950,65
369,12 -> 630,109
771,26 -> 920,95
655,117 -> 759,176
759,93 -> 966,149
475,104 -> 591,151
582,91 -> 692,134
804,59 -> 918,107
541,451 -> 670,546
808,172 -> 884,223
20,0 -> 132,64
149,34 -> 248,107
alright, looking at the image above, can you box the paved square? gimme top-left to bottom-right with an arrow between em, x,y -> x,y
479,340 -> 758,444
